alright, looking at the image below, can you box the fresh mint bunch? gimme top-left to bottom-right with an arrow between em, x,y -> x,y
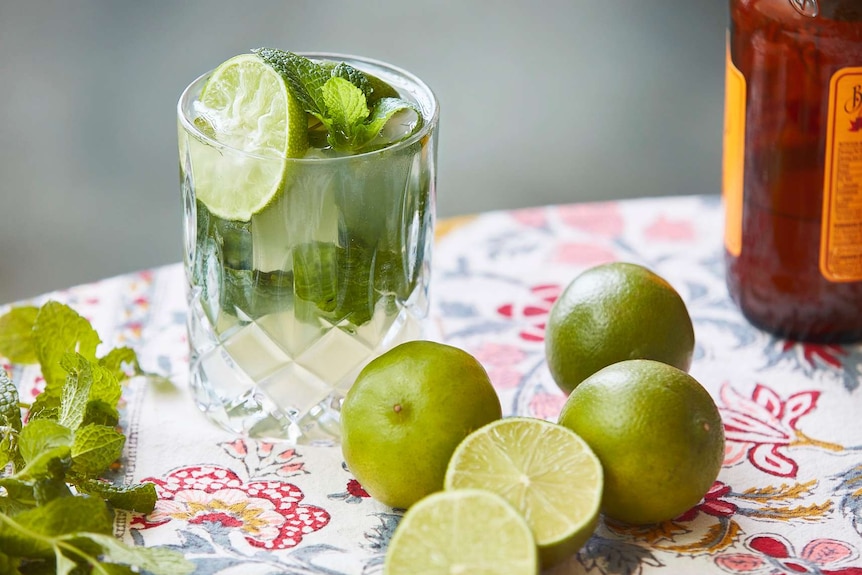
0,301 -> 192,574
254,48 -> 423,153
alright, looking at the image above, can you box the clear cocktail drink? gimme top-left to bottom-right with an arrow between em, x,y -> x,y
177,52 -> 438,443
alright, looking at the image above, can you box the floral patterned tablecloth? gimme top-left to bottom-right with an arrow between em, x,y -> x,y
4,194 -> 862,575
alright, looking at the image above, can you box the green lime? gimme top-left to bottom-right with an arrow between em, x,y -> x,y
340,340 -> 502,509
191,53 -> 308,221
383,489 -> 539,575
444,417 -> 603,568
545,262 -> 695,394
557,359 -> 724,525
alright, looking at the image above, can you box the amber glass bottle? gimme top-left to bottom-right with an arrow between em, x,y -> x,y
723,0 -> 862,342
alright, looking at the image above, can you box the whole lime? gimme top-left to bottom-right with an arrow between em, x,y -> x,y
545,262 -> 695,394
341,340 -> 502,509
557,359 -> 724,525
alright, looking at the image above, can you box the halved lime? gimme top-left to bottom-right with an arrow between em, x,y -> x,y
383,489 -> 538,575
191,53 -> 308,221
444,417 -> 603,568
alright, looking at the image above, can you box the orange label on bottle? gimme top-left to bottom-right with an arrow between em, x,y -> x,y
722,36 -> 745,257
821,67 -> 862,282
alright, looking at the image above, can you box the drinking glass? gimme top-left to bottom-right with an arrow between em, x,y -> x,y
177,53 -> 438,443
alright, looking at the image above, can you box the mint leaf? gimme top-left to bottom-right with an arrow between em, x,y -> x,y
91,562 -> 136,574
55,548 -> 77,575
293,242 -> 338,312
321,59 -> 399,102
0,300 -> 183,574
0,477 -> 37,514
253,48 -> 423,154
58,354 -> 94,430
0,474 -> 70,514
18,420 -> 73,464
41,496 -> 114,533
81,400 -> 120,428
0,370 -> 23,470
318,77 -> 369,150
354,98 -> 423,151
0,496 -> 112,557
33,302 -> 101,384
32,475 -> 73,506
29,303 -> 101,416
98,347 -> 142,381
70,424 -> 124,479
0,514 -> 52,558
0,499 -> 178,574
0,370 -> 22,432
74,479 -> 156,513
0,306 -> 39,363
87,362 -> 121,411
330,62 -> 372,100
254,48 -> 328,114
16,419 -> 72,482
82,533 -> 195,575
221,266 -> 297,320
0,551 -> 21,574
58,354 -> 123,429
322,77 -> 369,127
15,445 -> 70,482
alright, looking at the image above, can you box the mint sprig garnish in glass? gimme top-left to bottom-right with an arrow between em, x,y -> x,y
177,50 -> 438,443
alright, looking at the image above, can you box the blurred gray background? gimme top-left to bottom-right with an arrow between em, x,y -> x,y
0,1 -> 726,304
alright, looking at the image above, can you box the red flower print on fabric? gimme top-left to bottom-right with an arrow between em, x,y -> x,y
557,202 -> 623,237
220,439 -> 306,478
719,383 -> 841,478
552,242 -> 617,266
644,214 -> 695,241
496,284 -> 561,343
346,479 -> 369,499
328,463 -> 372,505
715,533 -> 862,574
132,465 -> 329,550
676,482 -> 738,522
470,343 -> 527,390
781,340 -> 847,369
510,207 -> 548,228
528,392 -> 567,421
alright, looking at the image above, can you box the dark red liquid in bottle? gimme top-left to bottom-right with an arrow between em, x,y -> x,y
724,0 -> 862,342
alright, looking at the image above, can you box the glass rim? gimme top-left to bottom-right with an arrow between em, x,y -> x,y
177,51 -> 439,163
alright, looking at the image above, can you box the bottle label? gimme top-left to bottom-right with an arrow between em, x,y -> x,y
722,35 -> 746,257
820,67 -> 862,282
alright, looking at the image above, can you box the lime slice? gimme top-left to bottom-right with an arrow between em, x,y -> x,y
444,417 -> 603,568
191,53 -> 308,221
383,489 -> 539,575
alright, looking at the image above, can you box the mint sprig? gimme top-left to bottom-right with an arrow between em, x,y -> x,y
0,301 -> 192,574
254,48 -> 423,153
0,496 -> 187,575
